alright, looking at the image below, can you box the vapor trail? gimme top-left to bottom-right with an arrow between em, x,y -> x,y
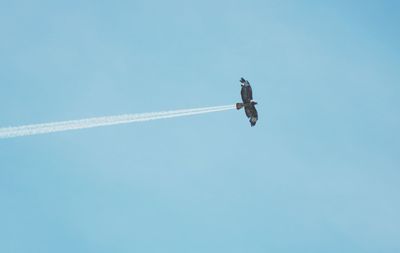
0,104 -> 235,139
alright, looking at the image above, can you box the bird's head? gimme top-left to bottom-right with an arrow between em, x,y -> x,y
251,100 -> 258,105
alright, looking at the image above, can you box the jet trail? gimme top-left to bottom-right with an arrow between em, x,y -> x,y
0,104 -> 235,139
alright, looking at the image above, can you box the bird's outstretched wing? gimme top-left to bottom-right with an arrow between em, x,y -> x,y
240,78 -> 253,104
245,104 -> 258,127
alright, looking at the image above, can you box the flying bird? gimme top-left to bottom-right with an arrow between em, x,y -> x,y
236,77 -> 258,126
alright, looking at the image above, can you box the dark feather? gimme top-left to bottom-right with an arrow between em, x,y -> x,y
245,104 -> 258,126
240,78 -> 253,104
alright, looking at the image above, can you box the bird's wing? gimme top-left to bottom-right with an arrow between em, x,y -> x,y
240,81 -> 253,103
245,105 -> 258,126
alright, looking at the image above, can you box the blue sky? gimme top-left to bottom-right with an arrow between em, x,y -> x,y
1,1 -> 399,252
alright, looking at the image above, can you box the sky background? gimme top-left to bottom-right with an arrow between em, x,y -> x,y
0,1 -> 399,252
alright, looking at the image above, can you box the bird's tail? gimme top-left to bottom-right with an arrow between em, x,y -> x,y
236,103 -> 244,110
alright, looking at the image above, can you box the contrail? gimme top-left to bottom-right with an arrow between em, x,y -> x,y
0,104 -> 235,139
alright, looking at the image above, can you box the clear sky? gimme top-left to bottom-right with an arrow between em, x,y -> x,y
0,1 -> 399,252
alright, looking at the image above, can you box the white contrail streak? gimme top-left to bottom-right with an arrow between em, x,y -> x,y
0,104 -> 235,139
